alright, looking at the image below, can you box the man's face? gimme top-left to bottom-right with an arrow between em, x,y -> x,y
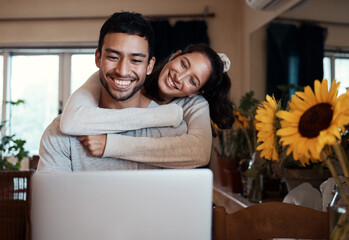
95,33 -> 155,101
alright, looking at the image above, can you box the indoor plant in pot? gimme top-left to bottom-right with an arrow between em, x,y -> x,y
212,91 -> 259,193
213,124 -> 242,192
0,100 -> 29,170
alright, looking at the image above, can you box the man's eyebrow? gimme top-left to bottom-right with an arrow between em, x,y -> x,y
184,56 -> 201,86
131,53 -> 147,58
105,48 -> 146,58
105,48 -> 121,54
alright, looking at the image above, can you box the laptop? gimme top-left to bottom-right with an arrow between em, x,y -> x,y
31,169 -> 213,240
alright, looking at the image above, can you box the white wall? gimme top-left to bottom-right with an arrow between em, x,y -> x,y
0,0 -> 244,103
1,0 -> 348,103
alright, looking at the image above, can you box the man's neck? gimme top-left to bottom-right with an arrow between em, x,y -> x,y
99,88 -> 151,109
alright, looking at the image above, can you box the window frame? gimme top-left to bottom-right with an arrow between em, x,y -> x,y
324,50 -> 349,94
0,47 -> 96,154
0,48 -> 96,121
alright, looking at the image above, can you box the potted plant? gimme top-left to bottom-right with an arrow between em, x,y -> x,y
0,100 -> 29,171
212,91 -> 259,193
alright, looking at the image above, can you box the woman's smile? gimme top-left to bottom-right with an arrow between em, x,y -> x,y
167,72 -> 178,89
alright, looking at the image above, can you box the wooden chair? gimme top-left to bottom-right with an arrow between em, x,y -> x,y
213,202 -> 329,240
0,170 -> 34,240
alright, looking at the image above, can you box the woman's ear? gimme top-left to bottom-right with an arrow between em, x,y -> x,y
188,91 -> 199,98
169,50 -> 182,61
189,90 -> 204,98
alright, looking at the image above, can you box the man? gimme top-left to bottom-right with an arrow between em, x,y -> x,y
38,11 -> 212,172
37,12 -> 189,172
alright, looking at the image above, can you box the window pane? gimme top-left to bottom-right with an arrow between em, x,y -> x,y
71,54 -> 98,94
323,57 -> 331,81
0,55 -> 3,119
335,58 -> 349,95
10,55 -> 59,155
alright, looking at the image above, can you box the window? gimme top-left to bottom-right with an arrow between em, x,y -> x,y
324,52 -> 349,95
71,54 -> 97,93
0,55 -> 3,118
0,49 -> 98,155
10,55 -> 59,153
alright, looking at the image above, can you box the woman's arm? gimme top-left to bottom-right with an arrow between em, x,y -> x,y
60,71 -> 183,135
102,96 -> 212,169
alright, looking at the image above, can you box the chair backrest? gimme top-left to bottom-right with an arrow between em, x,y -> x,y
213,202 -> 329,240
0,170 -> 34,240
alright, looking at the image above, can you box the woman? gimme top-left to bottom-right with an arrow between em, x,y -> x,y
60,44 -> 235,168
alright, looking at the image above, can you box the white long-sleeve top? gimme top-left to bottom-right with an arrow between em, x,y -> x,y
59,71 -> 212,168
60,72 -> 183,135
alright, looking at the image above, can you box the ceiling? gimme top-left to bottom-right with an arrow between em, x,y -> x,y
280,0 -> 349,25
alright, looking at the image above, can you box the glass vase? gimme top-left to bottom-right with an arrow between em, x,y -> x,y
329,185 -> 349,240
247,174 -> 263,203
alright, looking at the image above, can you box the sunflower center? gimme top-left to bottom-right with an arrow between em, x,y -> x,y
298,103 -> 333,138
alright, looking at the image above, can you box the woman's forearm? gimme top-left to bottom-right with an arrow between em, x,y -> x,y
103,96 -> 212,168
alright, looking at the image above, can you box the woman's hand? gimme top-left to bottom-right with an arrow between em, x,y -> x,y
77,135 -> 107,157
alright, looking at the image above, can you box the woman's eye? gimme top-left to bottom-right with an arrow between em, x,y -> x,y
181,60 -> 187,69
190,77 -> 197,87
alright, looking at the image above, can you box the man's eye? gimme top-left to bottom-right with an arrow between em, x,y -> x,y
132,59 -> 142,63
107,56 -> 119,60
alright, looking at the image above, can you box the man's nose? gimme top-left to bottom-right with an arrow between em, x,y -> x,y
115,59 -> 130,76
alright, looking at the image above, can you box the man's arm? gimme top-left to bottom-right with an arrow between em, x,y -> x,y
37,117 -> 73,172
102,96 -> 212,169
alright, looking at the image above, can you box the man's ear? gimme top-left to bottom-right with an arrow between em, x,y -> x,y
95,50 -> 101,68
146,57 -> 156,75
169,50 -> 182,61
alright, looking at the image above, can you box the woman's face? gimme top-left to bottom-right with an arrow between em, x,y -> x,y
157,51 -> 211,102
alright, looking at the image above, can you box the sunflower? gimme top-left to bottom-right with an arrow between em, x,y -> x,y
276,79 -> 349,166
233,110 -> 250,129
255,95 -> 280,161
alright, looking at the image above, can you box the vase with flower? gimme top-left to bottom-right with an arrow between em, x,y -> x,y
230,91 -> 265,199
255,79 -> 349,239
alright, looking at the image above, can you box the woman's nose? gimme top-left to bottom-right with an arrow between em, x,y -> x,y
175,71 -> 188,83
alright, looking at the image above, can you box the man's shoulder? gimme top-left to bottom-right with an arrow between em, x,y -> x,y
42,115 -> 68,138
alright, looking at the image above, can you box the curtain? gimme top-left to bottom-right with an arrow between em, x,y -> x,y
150,20 -> 172,63
266,22 -> 327,100
150,20 -> 210,64
266,23 -> 299,100
298,24 -> 328,87
171,20 -> 210,52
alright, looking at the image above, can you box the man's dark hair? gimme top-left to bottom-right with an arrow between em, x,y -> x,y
97,12 -> 155,61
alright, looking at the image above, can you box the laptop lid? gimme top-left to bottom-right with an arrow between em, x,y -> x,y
31,169 -> 213,240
